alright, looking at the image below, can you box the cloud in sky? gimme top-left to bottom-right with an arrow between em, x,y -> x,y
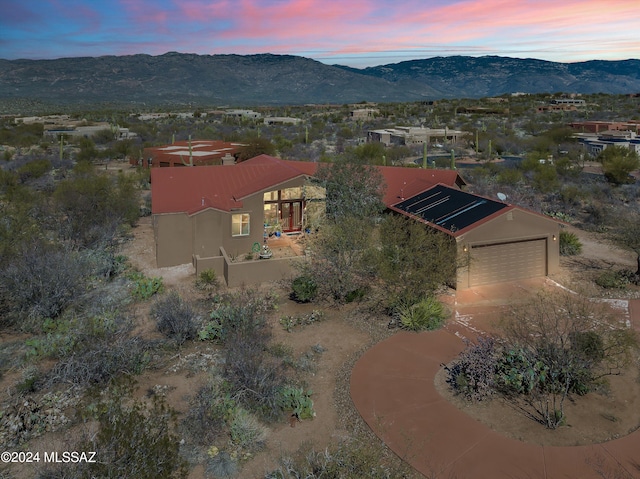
0,0 -> 638,67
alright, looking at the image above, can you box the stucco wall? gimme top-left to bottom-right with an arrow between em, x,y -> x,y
455,209 -> 560,289
154,176 -> 310,268
223,194 -> 264,259
194,248 -> 305,287
193,209 -> 224,259
154,213 -> 193,267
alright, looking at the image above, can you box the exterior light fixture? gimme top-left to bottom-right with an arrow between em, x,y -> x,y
463,245 -> 469,252
552,235 -> 557,241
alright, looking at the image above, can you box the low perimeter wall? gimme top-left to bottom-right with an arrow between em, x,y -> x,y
194,247 -> 304,287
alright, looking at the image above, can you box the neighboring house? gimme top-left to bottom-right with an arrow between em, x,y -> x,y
225,109 -> 262,120
350,108 -> 379,120
389,185 -> 560,289
367,126 -> 467,147
138,140 -> 245,167
151,155 -> 559,289
569,121 -> 640,134
579,130 -> 640,157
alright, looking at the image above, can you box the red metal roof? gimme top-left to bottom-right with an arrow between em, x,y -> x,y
379,166 -> 465,207
151,155 -> 466,215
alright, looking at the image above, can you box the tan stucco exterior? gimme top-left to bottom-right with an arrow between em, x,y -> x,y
455,209 -> 560,289
154,177 -> 308,269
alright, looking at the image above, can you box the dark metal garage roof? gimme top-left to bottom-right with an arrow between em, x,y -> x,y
391,184 -> 508,233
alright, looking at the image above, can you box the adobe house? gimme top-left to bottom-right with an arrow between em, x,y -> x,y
137,140 -> 245,168
389,185 -> 560,289
151,155 -> 316,269
151,155 -> 559,288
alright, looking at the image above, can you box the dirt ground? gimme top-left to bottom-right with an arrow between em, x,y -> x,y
2,198 -> 639,478
119,216 -> 371,478
119,216 -> 640,477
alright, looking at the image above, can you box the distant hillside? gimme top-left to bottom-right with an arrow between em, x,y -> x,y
0,52 -> 639,109
343,56 -> 640,98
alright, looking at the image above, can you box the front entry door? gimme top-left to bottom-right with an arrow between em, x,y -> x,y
280,201 -> 303,232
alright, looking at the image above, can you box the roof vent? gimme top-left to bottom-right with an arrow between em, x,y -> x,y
222,153 -> 236,165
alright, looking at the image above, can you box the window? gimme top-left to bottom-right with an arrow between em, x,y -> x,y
232,213 -> 250,237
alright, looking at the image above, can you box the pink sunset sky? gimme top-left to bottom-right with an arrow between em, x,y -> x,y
0,0 -> 638,67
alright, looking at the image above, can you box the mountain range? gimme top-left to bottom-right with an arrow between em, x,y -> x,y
1,52 -> 639,109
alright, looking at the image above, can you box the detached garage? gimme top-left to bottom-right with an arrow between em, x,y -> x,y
389,185 -> 560,290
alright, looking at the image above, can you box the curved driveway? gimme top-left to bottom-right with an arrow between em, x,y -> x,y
350,281 -> 640,479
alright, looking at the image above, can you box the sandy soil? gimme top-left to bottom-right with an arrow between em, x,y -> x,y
118,217 -> 370,478
3,183 -> 639,478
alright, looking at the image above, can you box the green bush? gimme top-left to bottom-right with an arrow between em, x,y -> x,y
396,296 -> 447,331
195,268 -> 219,291
496,168 -> 523,185
129,271 -> 164,300
595,269 -> 633,289
290,275 -> 317,303
277,385 -> 315,420
559,230 -> 583,256
199,289 -> 277,343
17,158 -> 52,181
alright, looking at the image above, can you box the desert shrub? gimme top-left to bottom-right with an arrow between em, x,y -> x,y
583,202 -> 608,231
128,271 -> 164,300
195,268 -> 219,292
446,337 -> 499,401
595,269 -> 633,289
230,408 -> 268,450
345,287 -> 368,303
496,291 -> 638,429
0,390 -> 79,448
46,336 -> 148,387
559,185 -> 584,205
290,275 -> 317,303
151,292 -> 198,344
395,296 -> 447,331
53,168 -> 140,248
496,168 -> 523,185
267,439 -> 414,479
17,158 -> 51,182
79,377 -> 188,479
181,380 -> 235,447
224,329 -> 286,421
571,331 -> 605,363
199,289 -> 277,343
279,310 -> 325,332
559,230 -> 583,256
0,243 -> 91,327
205,451 -> 238,479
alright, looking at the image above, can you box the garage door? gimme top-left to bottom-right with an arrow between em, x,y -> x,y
469,238 -> 547,287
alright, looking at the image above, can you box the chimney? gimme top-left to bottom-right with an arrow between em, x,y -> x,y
222,153 -> 236,165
